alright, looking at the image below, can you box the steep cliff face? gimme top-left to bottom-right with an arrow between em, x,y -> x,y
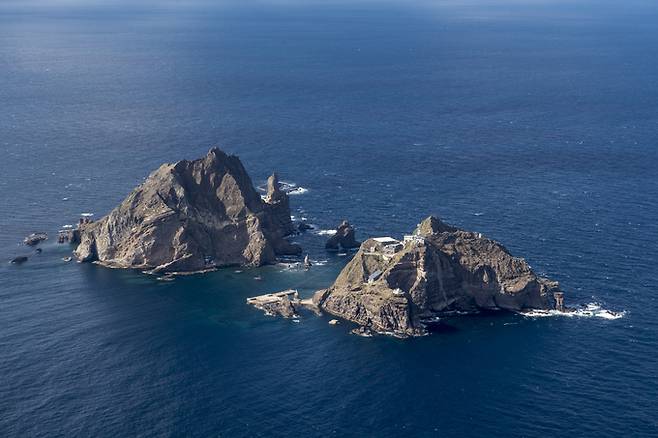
75,148 -> 301,273
263,173 -> 296,237
314,216 -> 562,337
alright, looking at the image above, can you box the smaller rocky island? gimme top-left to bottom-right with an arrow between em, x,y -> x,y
74,148 -> 301,273
312,216 -> 563,337
325,220 -> 360,251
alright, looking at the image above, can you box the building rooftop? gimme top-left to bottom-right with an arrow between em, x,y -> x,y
372,237 -> 399,244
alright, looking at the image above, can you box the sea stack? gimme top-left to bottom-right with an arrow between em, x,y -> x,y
314,215 -> 563,337
325,220 -> 360,250
75,148 -> 301,273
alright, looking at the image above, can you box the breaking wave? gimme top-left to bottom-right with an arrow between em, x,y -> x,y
280,181 -> 308,195
287,187 -> 308,195
519,303 -> 625,320
257,180 -> 308,195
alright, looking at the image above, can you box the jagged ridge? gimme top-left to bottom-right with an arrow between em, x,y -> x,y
314,216 -> 562,337
75,148 -> 301,272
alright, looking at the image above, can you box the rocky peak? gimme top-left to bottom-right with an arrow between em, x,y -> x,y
264,173 -> 284,204
263,172 -> 295,236
325,220 -> 361,250
74,148 -> 301,273
414,215 -> 457,236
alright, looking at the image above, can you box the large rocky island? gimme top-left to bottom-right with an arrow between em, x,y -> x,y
75,148 -> 301,273
312,216 -> 563,337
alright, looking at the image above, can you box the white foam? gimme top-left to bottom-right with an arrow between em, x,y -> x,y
316,229 -> 336,236
287,187 -> 308,195
519,303 -> 625,320
279,180 -> 308,195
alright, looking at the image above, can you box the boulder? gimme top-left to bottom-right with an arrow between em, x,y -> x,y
24,233 -> 48,246
325,220 -> 360,250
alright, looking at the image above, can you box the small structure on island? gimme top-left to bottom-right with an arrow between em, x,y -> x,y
367,237 -> 403,258
553,292 -> 565,312
403,234 -> 425,244
367,270 -> 382,284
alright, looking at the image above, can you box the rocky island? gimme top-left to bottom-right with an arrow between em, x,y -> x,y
312,216 -> 563,337
74,148 -> 301,273
325,220 -> 360,251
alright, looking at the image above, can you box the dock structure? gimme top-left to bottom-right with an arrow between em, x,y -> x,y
247,289 -> 301,318
364,237 -> 404,259
246,289 -> 299,306
247,289 -> 321,318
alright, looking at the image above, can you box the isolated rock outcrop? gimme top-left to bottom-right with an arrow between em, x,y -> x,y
75,148 -> 301,273
263,173 -> 296,236
314,216 -> 562,337
24,232 -> 48,246
325,220 -> 360,250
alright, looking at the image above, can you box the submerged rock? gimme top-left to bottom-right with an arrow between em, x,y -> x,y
297,222 -> 313,232
24,232 -> 48,246
314,215 -> 563,337
10,256 -> 28,264
325,220 -> 360,250
74,148 -> 301,273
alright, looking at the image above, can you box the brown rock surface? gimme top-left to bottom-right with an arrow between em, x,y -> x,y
314,216 -> 562,337
325,220 -> 360,250
75,148 -> 301,273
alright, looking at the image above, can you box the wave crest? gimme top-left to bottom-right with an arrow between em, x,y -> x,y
520,303 -> 625,320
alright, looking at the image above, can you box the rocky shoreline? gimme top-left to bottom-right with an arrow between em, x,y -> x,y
312,216 -> 563,337
73,148 -> 301,273
12,147 -> 570,338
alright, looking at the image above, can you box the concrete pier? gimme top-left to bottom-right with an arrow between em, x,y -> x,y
247,289 -> 321,317
247,289 -> 300,318
246,289 -> 299,306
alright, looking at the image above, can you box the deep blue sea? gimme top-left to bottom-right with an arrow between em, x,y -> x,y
1,0 -> 658,436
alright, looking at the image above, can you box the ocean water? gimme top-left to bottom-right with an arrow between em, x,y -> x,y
1,0 -> 658,436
